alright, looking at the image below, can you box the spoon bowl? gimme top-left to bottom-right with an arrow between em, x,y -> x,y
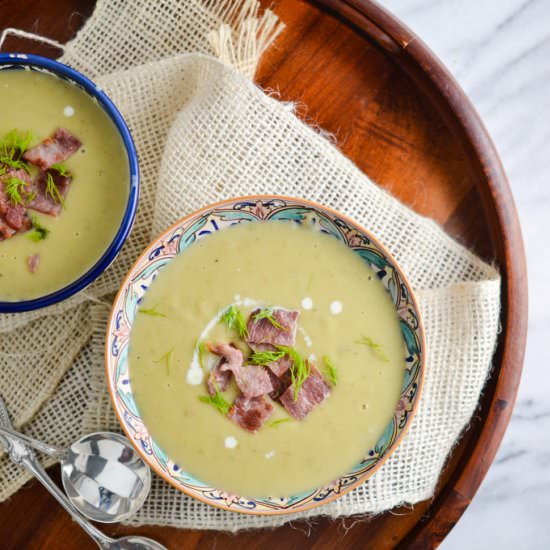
61,432 -> 151,523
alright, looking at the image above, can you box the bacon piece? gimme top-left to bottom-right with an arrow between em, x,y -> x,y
206,362 -> 232,396
27,170 -> 72,217
207,341 -> 273,398
0,170 -> 32,233
279,367 -> 330,420
0,218 -> 16,239
4,202 -> 29,231
207,342 -> 243,369
267,368 -> 292,401
206,342 -> 241,396
221,363 -> 273,399
0,185 -> 11,220
249,342 -> 293,377
246,308 -> 300,347
228,394 -> 274,433
23,128 -> 81,169
26,254 -> 40,273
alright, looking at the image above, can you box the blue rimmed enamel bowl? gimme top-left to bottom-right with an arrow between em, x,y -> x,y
0,53 -> 139,313
106,195 -> 425,515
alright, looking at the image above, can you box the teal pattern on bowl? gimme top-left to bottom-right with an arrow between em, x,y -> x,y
106,196 -> 425,515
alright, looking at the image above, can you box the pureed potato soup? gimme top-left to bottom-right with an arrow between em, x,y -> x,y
130,221 -> 406,498
0,69 -> 129,301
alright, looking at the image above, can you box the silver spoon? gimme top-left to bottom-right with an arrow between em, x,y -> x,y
0,426 -> 150,523
0,398 -> 166,550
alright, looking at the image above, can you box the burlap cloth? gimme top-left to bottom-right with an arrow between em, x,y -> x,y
0,0 -> 501,531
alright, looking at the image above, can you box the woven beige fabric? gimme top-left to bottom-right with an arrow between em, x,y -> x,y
0,303 -> 97,501
0,0 -> 501,532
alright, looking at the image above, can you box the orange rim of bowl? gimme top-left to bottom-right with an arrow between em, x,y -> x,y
105,194 -> 427,515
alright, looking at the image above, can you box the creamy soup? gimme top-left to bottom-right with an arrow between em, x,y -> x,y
130,221 -> 405,498
0,69 -> 129,301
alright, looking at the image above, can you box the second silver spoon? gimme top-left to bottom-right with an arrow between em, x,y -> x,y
0,426 -> 150,523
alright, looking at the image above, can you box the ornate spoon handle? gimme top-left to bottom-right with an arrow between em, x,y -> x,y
0,426 -> 64,458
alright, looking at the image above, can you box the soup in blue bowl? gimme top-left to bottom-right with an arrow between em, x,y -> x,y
0,53 -> 139,313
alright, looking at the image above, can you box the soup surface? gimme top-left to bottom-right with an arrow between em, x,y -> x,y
0,69 -> 129,301
130,221 -> 405,497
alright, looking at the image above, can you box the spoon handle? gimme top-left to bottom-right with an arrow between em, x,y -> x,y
20,452 -> 115,548
0,426 -> 64,458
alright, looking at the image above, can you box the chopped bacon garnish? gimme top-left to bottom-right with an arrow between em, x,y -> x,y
26,254 -> 40,273
228,394 -> 274,433
204,306 -> 333,431
23,127 -> 81,169
246,308 -> 300,347
279,366 -> 330,420
27,170 -> 72,217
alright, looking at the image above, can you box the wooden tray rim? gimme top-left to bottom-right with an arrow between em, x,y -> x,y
314,0 -> 528,546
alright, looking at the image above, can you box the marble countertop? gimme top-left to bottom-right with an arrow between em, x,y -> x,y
383,0 -> 549,547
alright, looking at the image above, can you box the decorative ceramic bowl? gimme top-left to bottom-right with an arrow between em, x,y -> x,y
106,196 -> 426,515
0,53 -> 139,313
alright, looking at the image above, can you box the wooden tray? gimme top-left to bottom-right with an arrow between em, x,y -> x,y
0,0 -> 527,548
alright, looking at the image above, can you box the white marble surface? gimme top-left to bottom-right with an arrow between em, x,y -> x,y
382,0 -> 549,547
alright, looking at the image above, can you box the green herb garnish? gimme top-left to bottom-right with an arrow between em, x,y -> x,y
0,130 -> 32,172
306,273 -> 313,291
138,304 -> 167,317
0,157 -> 30,172
198,390 -> 231,416
220,304 -> 248,339
197,341 -> 208,370
253,308 -> 285,330
248,349 -> 286,366
355,336 -> 389,362
25,191 -> 37,205
27,214 -> 50,242
154,348 -> 174,375
323,355 -> 338,386
45,172 -> 65,207
276,345 -> 310,401
50,163 -> 70,177
0,129 -> 32,154
268,417 -> 292,428
3,176 -> 29,206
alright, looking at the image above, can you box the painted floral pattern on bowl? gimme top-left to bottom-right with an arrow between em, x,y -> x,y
106,196 -> 425,515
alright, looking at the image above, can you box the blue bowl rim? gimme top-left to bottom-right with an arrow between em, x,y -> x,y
0,53 -> 139,313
